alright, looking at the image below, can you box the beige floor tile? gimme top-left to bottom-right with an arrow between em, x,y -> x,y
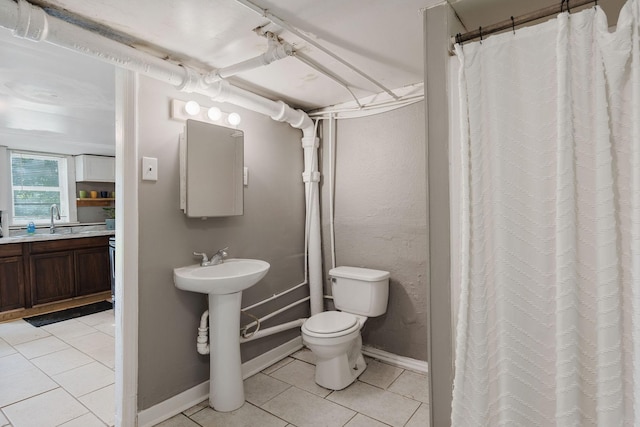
0,353 -> 58,407
191,403 -> 287,427
344,413 -> 390,427
84,344 -> 115,369
358,360 -> 403,389
14,335 -> 70,359
31,347 -> 94,376
65,331 -> 114,354
52,361 -> 114,397
154,413 -> 202,427
59,412 -> 109,427
182,400 -> 208,417
3,388 -> 88,427
291,347 -> 315,365
327,381 -> 420,427
43,319 -> 98,341
94,320 -> 115,337
76,310 -> 114,327
270,359 -> 330,397
388,370 -> 428,403
244,372 -> 290,406
262,356 -> 295,375
405,403 -> 429,427
0,319 -> 51,346
79,384 -> 115,426
0,338 -> 16,358
262,387 -> 355,427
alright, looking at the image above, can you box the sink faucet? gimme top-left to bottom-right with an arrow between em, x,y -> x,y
193,247 -> 228,266
50,204 -> 61,234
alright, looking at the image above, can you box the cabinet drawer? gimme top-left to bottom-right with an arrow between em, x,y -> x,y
0,244 -> 22,257
30,236 -> 110,254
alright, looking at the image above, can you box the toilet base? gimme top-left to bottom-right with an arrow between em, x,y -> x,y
308,335 -> 367,390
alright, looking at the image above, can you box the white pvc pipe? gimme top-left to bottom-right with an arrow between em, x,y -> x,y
197,311 -> 210,355
239,319 -> 306,343
328,114 -> 337,270
241,280 -> 307,311
0,0 -> 325,320
206,33 -> 293,83
242,296 -> 311,333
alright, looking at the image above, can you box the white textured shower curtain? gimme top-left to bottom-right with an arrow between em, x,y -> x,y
452,1 -> 640,425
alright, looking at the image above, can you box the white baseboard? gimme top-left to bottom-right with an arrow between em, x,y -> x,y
137,336 -> 303,427
362,346 -> 429,374
242,336 -> 303,379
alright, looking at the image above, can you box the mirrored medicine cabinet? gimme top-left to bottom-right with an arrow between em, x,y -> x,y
180,119 -> 244,218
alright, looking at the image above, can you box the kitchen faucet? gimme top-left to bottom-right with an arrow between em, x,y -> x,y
193,247 -> 228,266
50,204 -> 60,234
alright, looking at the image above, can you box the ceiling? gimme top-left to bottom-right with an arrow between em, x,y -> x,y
0,0 -> 627,155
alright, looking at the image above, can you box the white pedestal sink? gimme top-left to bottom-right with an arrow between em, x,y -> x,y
174,258 -> 270,412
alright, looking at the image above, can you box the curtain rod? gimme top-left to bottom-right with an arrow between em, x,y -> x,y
454,0 -> 598,44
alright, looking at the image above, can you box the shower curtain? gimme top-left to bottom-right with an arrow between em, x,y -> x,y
452,1 -> 640,426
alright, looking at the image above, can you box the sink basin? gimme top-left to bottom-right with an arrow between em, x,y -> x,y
174,257 -> 270,412
174,258 -> 270,295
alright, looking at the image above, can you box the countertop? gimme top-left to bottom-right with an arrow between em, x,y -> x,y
0,227 -> 115,245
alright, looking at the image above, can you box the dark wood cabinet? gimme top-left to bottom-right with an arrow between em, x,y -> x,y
75,247 -> 111,296
0,244 -> 25,312
0,235 -> 111,315
30,251 -> 75,305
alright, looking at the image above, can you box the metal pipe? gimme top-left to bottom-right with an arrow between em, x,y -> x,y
242,281 -> 308,311
454,0 -> 598,44
233,0 -> 400,100
204,32 -> 293,83
240,319 -> 306,343
242,296 -> 310,332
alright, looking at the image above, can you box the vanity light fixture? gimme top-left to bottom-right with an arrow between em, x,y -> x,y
184,100 -> 201,116
207,107 -> 222,121
227,112 -> 241,126
170,99 -> 241,128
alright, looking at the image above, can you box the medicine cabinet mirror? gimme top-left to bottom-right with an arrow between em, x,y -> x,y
180,119 -> 244,217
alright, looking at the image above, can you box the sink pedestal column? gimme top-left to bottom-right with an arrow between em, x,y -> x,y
208,292 -> 244,411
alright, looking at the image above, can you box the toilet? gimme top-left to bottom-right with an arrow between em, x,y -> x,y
301,266 -> 390,390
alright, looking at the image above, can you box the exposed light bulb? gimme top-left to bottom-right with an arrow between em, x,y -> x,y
227,112 -> 241,126
184,100 -> 200,116
207,107 -> 222,121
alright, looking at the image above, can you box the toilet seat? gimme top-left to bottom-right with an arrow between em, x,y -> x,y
302,311 -> 360,338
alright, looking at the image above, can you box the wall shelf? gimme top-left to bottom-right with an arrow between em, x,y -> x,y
76,198 -> 114,207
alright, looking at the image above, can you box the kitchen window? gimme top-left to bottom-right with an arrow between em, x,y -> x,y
9,151 -> 77,226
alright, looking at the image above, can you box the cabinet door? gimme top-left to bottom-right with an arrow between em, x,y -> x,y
75,247 -> 110,296
30,252 -> 75,305
76,155 -> 115,182
0,256 -> 25,311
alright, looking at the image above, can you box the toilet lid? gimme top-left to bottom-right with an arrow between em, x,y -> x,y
303,311 -> 358,334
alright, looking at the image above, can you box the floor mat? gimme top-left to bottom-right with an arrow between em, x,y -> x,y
24,300 -> 113,327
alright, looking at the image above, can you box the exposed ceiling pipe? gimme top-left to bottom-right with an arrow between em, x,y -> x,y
0,0 -> 324,313
233,0 -> 401,101
203,31 -> 293,84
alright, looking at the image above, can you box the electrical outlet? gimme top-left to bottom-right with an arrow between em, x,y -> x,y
142,157 -> 158,181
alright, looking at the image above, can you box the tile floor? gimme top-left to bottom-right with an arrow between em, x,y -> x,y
0,309 -> 429,427
157,349 -> 429,427
0,309 -> 116,427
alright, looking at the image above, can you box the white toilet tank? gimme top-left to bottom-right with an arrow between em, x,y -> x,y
330,266 -> 390,317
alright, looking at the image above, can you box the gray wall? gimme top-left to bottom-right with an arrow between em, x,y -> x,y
136,75 -> 308,409
320,102 -> 428,361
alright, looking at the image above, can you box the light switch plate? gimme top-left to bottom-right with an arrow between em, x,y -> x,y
142,157 -> 158,181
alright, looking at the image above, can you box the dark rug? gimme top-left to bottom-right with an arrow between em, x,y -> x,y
24,301 -> 113,327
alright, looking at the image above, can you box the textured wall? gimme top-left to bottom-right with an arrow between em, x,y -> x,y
320,102 -> 428,361
136,76 -> 307,409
